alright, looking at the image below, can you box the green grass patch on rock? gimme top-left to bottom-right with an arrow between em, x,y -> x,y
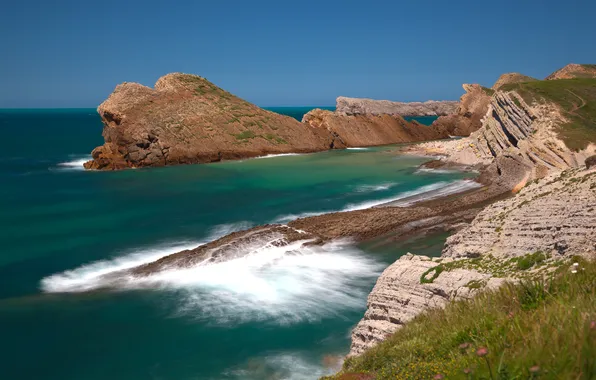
501,78 -> 596,151
326,258 -> 596,379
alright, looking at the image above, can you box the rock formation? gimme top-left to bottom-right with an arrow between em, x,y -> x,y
335,96 -> 458,117
85,73 -> 456,170
492,72 -> 537,90
429,84 -> 492,137
302,109 -> 450,147
84,73 -> 340,170
546,63 -> 596,80
349,168 -> 596,356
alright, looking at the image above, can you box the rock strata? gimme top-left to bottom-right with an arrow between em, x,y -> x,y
335,96 -> 458,117
349,168 -> 596,356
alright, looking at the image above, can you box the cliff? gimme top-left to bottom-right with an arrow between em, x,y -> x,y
429,84 -> 492,137
545,63 -> 596,80
335,96 -> 458,117
85,73 -> 454,170
348,167 -> 596,357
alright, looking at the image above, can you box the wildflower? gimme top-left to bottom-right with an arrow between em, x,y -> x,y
459,342 -> 471,350
507,311 -> 515,319
529,365 -> 540,373
571,269 -> 578,274
573,262 -> 579,267
476,347 -> 489,357
434,374 -> 444,380
590,320 -> 595,330
463,368 -> 471,374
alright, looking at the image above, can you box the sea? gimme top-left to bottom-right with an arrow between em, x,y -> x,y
0,108 -> 476,379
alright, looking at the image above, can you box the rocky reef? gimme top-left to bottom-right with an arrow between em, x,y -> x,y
335,96 -> 458,117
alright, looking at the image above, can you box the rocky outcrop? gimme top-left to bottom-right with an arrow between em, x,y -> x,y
349,253 -> 507,356
335,96 -> 458,117
85,73 -> 340,170
408,89 -> 595,178
443,169 -> 596,259
302,109 -> 450,147
349,168 -> 596,356
429,84 -> 492,137
85,73 -> 456,170
546,63 -> 596,80
492,72 -> 537,90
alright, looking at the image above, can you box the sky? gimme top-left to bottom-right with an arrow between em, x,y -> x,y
1,0 -> 595,108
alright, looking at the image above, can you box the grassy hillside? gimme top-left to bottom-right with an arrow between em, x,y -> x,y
325,258 -> 595,380
501,78 -> 596,151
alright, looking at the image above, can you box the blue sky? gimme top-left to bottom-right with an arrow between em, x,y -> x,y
1,0 -> 595,107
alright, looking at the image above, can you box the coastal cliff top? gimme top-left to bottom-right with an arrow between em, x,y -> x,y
492,72 -> 537,90
546,63 -> 596,80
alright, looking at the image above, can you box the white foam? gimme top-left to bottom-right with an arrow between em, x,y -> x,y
226,353 -> 341,380
255,153 -> 304,159
55,155 -> 92,171
354,182 -> 398,193
41,232 -> 381,324
345,147 -> 369,150
40,221 -> 252,293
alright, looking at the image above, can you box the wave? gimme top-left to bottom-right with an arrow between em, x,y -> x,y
40,221 -> 252,293
54,155 -> 92,171
345,147 -> 369,150
354,182 -> 398,193
255,153 -> 304,159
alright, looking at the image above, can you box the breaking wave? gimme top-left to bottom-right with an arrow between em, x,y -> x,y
54,155 -> 92,171
40,221 -> 252,293
255,153 -> 304,159
40,223 -> 381,324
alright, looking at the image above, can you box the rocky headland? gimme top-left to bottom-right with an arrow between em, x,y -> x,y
85,73 -> 453,170
82,64 -> 596,374
335,96 -> 458,116
545,63 -> 596,80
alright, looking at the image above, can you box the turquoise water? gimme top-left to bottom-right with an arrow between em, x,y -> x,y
0,109 -> 469,379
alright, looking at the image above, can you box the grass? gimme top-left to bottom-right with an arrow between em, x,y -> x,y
501,78 -> 596,150
234,130 -> 256,140
326,258 -> 596,380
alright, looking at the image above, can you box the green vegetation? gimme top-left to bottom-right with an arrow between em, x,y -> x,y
326,258 -> 595,379
234,130 -> 256,140
514,251 -> 547,271
501,78 -> 596,150
481,86 -> 495,96
263,133 -> 288,144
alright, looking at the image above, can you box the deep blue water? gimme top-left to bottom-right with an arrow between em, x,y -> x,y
0,108 -> 464,379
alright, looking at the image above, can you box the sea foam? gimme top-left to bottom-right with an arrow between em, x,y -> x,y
55,155 -> 92,171
41,223 -> 381,324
